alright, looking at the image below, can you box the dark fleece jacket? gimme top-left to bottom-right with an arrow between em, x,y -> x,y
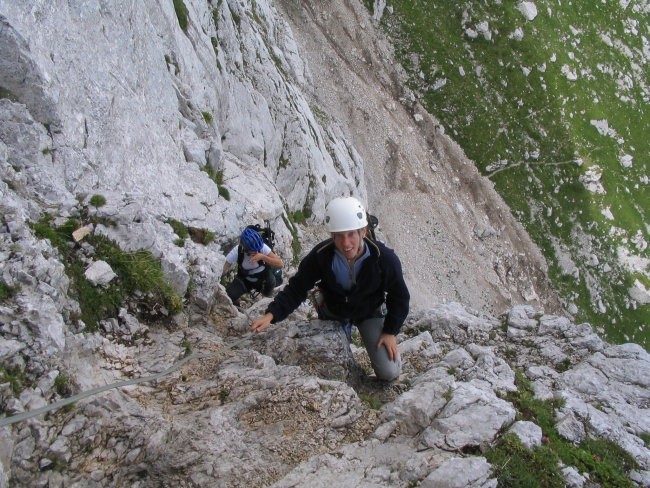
266,238 -> 410,335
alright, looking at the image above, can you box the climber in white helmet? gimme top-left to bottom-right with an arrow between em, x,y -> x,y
251,196 -> 410,381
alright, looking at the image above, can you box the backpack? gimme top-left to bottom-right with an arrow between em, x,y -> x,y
367,212 -> 379,241
237,221 -> 283,285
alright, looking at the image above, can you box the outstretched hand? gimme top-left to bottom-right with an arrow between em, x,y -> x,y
251,312 -> 274,333
377,333 -> 398,362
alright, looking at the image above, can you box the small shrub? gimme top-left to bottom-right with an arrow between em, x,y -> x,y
89,194 -> 106,208
350,329 -> 363,348
211,36 -> 219,57
165,292 -> 184,315
202,111 -> 213,124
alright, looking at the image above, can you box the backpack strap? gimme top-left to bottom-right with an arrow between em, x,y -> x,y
236,244 -> 266,277
236,245 -> 247,276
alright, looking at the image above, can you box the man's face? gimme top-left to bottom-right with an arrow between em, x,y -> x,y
332,229 -> 365,261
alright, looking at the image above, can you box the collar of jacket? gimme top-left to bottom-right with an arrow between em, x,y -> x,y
315,237 -> 381,258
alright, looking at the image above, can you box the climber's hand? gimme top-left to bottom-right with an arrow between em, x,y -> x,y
251,312 -> 273,333
377,333 -> 398,362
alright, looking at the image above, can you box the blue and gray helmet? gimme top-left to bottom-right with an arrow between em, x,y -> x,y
240,227 -> 264,252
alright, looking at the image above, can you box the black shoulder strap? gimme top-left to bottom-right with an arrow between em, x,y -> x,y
236,245 -> 245,271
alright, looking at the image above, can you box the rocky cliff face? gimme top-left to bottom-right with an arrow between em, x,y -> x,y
0,1 -> 648,487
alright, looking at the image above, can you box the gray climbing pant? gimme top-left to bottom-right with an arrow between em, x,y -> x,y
356,316 -> 402,381
320,303 -> 401,382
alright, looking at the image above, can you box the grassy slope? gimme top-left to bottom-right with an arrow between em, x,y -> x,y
366,0 -> 649,348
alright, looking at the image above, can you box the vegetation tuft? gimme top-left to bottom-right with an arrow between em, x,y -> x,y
202,111 -> 213,124
486,370 -> 637,487
0,366 -> 31,396
0,281 -> 18,300
0,86 -> 18,101
359,392 -> 383,410
173,0 -> 189,32
282,214 -> 302,266
54,373 -> 73,397
166,219 -> 215,246
89,194 -> 106,208
202,166 -> 231,201
31,214 -> 183,331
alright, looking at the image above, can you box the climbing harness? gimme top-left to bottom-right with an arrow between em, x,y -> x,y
0,332 -> 253,428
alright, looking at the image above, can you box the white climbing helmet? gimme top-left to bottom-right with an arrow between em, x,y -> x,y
325,196 -> 368,232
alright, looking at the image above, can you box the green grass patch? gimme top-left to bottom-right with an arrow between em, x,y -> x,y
372,1 -> 650,349
0,366 -> 31,395
486,433 -> 565,488
486,370 -> 637,487
173,0 -> 189,32
31,215 -> 183,331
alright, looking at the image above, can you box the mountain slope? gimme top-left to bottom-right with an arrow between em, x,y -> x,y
367,0 -> 650,348
0,0 -> 648,486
